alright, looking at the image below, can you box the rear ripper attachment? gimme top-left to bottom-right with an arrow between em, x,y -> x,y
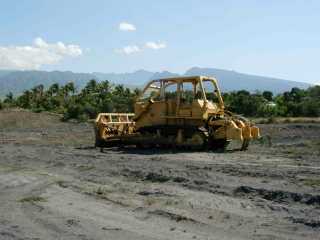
94,113 -> 135,147
94,76 -> 260,151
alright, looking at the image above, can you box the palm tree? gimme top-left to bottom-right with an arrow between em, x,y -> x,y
48,83 -> 60,96
63,82 -> 76,96
31,84 -> 44,98
98,80 -> 111,94
84,79 -> 97,94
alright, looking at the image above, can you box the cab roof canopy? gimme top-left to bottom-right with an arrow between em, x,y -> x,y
151,75 -> 217,84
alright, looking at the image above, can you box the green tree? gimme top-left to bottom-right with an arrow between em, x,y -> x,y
83,79 -> 98,94
4,92 -> 15,106
16,90 -> 32,108
47,83 -> 60,97
262,91 -> 273,101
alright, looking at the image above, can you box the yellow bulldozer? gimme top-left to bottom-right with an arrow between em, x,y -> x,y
94,75 -> 260,151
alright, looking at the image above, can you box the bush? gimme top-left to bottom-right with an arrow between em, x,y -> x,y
62,104 -> 84,121
301,100 -> 320,117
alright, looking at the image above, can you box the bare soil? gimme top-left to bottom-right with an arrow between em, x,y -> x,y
0,109 -> 319,240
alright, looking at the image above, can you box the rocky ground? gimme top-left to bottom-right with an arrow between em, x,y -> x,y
0,109 -> 319,240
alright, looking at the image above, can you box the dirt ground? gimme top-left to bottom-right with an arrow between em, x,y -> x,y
0,109 -> 319,240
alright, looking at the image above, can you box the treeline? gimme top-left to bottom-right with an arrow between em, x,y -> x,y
223,86 -> 320,117
0,79 -> 319,120
0,80 -> 141,121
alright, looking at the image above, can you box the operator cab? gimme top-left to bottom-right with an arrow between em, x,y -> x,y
136,76 -> 224,118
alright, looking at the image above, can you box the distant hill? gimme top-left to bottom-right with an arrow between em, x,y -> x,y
0,67 -> 312,97
92,68 -> 311,93
149,71 -> 180,80
0,70 -> 14,78
95,70 -> 180,87
93,70 -> 154,85
0,70 -> 96,96
184,67 -> 311,93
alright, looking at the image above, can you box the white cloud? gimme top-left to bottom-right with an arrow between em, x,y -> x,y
119,22 -> 136,31
115,41 -> 167,55
145,41 -> 167,50
0,37 -> 82,70
115,45 -> 140,55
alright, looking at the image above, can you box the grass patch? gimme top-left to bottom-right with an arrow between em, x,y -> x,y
77,165 -> 95,171
94,186 -> 114,196
96,186 -> 106,195
283,149 -> 298,154
253,117 -> 320,124
303,179 -> 320,187
144,197 -> 157,206
83,186 -> 129,207
55,180 -> 69,188
19,196 -> 47,203
314,140 -> 320,146
165,199 -> 179,206
258,135 -> 272,147
304,140 -> 320,147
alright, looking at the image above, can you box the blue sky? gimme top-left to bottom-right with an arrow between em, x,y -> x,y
0,0 -> 319,83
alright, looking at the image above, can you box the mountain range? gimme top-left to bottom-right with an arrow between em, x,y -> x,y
0,67 -> 312,97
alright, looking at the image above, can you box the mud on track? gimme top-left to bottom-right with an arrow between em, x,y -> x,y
0,109 -> 319,240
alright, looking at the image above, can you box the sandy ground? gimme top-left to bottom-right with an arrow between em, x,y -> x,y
0,109 -> 319,240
